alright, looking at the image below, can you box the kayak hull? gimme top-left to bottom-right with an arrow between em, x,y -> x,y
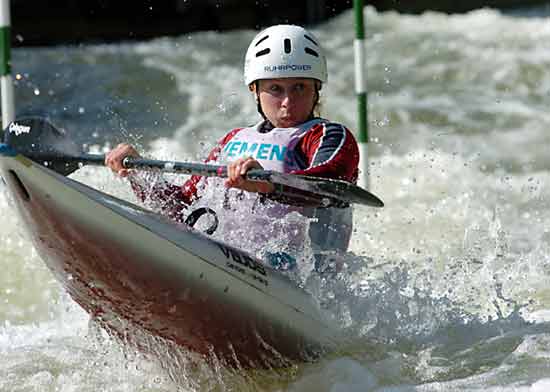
0,152 -> 342,368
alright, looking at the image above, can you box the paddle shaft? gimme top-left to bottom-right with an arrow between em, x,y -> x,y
1,117 -> 384,207
79,153 -> 268,180
23,151 -> 383,207
119,155 -> 383,207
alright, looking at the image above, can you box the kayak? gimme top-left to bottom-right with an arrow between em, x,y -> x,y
0,142 -> 344,368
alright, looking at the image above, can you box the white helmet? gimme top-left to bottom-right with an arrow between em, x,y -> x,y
244,24 -> 328,86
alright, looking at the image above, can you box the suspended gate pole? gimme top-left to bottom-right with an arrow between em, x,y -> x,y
354,0 -> 369,189
1,0 -> 14,129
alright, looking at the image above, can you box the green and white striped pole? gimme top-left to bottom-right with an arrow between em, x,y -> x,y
354,0 -> 369,189
1,0 -> 15,129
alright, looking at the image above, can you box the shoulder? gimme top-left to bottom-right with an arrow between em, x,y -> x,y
217,127 -> 246,146
302,119 -> 358,144
218,121 -> 264,145
306,118 -> 354,133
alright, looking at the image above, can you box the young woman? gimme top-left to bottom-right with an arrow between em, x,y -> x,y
105,25 -> 360,270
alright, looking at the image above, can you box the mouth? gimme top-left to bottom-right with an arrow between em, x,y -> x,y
277,118 -> 300,128
279,116 -> 294,124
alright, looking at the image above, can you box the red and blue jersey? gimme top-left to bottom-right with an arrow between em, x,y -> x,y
130,118 -> 359,253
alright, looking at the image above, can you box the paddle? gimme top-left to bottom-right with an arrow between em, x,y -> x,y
2,117 -> 384,207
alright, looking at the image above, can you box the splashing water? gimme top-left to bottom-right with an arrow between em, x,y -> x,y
2,5 -> 550,391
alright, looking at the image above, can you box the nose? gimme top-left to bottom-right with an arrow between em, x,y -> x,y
280,88 -> 296,107
281,94 -> 291,107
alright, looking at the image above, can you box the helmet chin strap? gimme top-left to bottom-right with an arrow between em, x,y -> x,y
254,81 -> 321,125
255,82 -> 267,120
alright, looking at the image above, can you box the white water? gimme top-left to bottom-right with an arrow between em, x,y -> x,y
2,6 -> 550,391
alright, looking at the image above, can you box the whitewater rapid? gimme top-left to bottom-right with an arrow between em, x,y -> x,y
1,5 -> 550,391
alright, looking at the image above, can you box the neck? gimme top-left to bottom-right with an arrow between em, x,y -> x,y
259,116 -> 318,133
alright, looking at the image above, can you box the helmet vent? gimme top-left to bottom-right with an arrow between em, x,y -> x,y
304,34 -> 319,46
305,47 -> 319,57
255,35 -> 269,46
256,48 -> 270,57
284,38 -> 292,54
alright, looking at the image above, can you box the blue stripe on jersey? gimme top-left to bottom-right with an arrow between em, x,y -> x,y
310,123 -> 347,168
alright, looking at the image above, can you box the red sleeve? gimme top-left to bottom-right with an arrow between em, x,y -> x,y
291,122 -> 359,183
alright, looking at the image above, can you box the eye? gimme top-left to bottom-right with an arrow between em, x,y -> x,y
268,84 -> 282,93
294,83 -> 305,92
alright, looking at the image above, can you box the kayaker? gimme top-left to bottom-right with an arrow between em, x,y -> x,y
105,24 -> 359,272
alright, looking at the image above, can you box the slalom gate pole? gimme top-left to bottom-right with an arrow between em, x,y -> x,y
353,0 -> 369,189
1,0 -> 14,129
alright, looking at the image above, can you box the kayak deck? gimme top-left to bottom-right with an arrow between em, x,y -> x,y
0,151 -> 343,368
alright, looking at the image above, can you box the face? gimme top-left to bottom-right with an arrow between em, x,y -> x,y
255,78 -> 317,128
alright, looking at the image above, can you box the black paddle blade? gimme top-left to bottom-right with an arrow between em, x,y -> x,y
267,172 -> 384,208
295,175 -> 384,207
301,175 -> 384,207
3,117 -> 83,176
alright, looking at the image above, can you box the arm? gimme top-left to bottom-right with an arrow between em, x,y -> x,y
127,128 -> 244,222
127,172 -> 194,223
291,122 -> 359,182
